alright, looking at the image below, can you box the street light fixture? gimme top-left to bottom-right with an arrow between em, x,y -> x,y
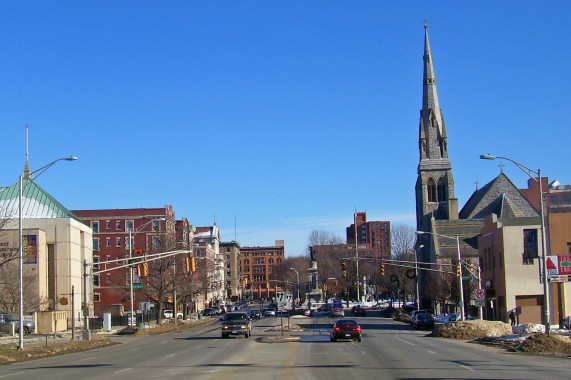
19,156 -> 77,350
416,231 -> 465,321
289,267 -> 300,306
480,154 -> 550,334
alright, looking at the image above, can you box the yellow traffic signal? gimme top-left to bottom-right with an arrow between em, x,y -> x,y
190,257 -> 196,272
142,262 -> 148,277
185,256 -> 191,272
456,263 -> 461,277
380,262 -> 385,276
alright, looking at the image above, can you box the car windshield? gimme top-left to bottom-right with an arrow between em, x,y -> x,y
336,320 -> 358,326
225,314 -> 247,321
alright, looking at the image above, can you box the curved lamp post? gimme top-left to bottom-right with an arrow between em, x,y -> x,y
289,267 -> 300,306
19,156 -> 77,350
480,154 -> 550,334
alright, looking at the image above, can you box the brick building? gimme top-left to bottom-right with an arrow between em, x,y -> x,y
72,206 -> 179,315
346,212 -> 391,259
240,240 -> 285,299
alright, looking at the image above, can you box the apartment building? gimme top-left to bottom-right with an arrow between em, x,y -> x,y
240,240 -> 285,299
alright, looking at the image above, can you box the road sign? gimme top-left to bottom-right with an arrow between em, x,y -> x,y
546,256 -> 558,275
462,275 -> 472,280
276,291 -> 285,310
474,289 -> 485,299
474,298 -> 485,307
133,284 -> 143,289
285,294 -> 293,309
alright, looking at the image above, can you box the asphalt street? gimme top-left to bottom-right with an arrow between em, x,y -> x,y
0,311 -> 568,379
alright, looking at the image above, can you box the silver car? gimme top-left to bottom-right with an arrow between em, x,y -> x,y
0,313 -> 34,335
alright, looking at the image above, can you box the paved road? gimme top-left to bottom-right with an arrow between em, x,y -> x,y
0,312 -> 568,379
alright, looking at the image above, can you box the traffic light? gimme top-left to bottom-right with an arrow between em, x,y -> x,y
341,262 -> 347,278
185,256 -> 191,272
380,262 -> 385,276
244,277 -> 248,285
136,264 -> 142,276
190,257 -> 196,272
456,263 -> 461,277
141,262 -> 148,277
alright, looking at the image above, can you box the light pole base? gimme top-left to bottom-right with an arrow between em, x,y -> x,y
83,329 -> 91,341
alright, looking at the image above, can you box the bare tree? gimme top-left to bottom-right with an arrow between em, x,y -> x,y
391,223 -> 416,259
307,230 -> 344,248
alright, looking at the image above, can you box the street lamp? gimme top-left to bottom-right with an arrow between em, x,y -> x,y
480,154 -> 550,334
290,267 -> 300,306
416,231 -> 465,321
19,156 -> 77,350
128,217 -> 165,326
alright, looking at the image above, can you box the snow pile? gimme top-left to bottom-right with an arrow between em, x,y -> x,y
512,323 -> 545,335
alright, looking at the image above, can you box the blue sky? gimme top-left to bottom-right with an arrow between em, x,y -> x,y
1,2 -> 569,257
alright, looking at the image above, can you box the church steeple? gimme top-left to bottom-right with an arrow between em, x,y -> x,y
416,22 -> 458,233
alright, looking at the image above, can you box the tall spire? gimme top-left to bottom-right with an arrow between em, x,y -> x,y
23,125 -> 31,178
419,22 -> 448,161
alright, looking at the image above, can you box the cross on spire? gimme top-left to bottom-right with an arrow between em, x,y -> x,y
499,163 -> 505,173
474,180 -> 479,190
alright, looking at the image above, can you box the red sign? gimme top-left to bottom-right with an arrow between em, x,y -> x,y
558,255 -> 571,275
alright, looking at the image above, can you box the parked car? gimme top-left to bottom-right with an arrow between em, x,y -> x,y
330,319 -> 362,342
263,308 -> 277,317
221,312 -> 252,339
249,309 -> 262,319
412,313 -> 435,329
0,313 -> 34,335
202,308 -> 216,317
409,309 -> 428,325
351,305 -> 366,317
331,303 -> 344,317
163,310 -> 183,319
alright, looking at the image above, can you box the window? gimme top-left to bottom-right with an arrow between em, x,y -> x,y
93,293 -> 101,302
93,256 -> 100,270
107,274 -> 111,284
106,221 -> 110,229
152,237 -> 160,250
126,220 -> 134,232
93,238 -> 99,251
550,196 -> 558,203
93,275 -> 100,287
523,229 -> 538,259
92,221 -> 99,233
437,178 -> 447,202
427,178 -> 437,202
116,238 -> 121,247
562,195 -> 571,203
116,221 -> 121,230
106,238 -> 111,247
152,220 -> 161,232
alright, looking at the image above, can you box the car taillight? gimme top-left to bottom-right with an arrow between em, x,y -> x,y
335,327 -> 340,331
356,326 -> 361,332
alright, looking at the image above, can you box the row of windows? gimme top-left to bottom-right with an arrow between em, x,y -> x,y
92,236 -> 161,251
91,220 -> 161,234
550,195 -> 571,203
241,251 -> 283,257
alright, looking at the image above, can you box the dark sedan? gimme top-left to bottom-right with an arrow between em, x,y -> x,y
351,305 -> 366,317
330,319 -> 362,342
412,312 -> 435,329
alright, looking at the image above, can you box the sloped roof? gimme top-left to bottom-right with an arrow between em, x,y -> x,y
459,173 -> 539,219
0,178 -> 79,220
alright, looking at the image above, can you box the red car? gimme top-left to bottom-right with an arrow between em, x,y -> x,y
330,319 -> 362,342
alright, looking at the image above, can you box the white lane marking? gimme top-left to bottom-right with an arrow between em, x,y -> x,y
80,357 -> 95,361
113,368 -> 131,374
0,372 -> 24,378
459,364 -> 474,372
427,350 -> 436,355
160,340 -> 169,344
165,353 -> 176,358
396,334 -> 415,346
360,351 -> 366,355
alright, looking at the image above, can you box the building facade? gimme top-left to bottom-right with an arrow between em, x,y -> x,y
0,178 -> 93,323
346,212 -> 391,260
194,224 -> 224,307
72,206 -> 177,315
240,240 -> 285,299
220,241 -> 242,301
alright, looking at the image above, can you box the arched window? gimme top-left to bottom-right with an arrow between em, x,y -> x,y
437,178 -> 447,202
427,178 -> 437,202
